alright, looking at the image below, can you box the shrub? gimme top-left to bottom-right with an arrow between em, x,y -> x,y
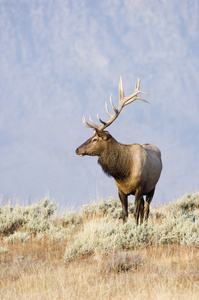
0,247 -> 8,253
60,211 -> 83,228
1,193 -> 199,252
166,193 -> 199,215
64,201 -> 199,262
3,232 -> 30,244
0,205 -> 24,235
0,195 -> 57,236
80,197 -> 134,221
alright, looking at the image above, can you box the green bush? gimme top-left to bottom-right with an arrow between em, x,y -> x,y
0,247 -> 8,253
166,192 -> 199,215
80,197 -> 134,220
64,195 -> 199,262
0,193 -> 198,252
0,195 -> 57,236
3,232 -> 30,244
60,211 -> 83,228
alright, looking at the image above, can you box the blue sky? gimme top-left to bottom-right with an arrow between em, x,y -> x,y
0,0 -> 199,209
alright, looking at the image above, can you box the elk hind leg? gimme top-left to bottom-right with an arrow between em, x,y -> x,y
134,189 -> 143,226
139,197 -> 145,225
144,188 -> 155,222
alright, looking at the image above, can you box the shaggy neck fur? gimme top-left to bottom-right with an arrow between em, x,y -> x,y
98,138 -> 131,180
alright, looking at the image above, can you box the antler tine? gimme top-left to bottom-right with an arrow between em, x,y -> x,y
135,77 -> 148,95
119,75 -> 125,102
82,115 -> 93,128
97,113 -> 106,125
82,115 -> 100,130
135,76 -> 140,91
89,116 -> 101,128
124,96 -> 149,106
110,94 -> 117,113
122,77 -> 149,107
105,101 -> 114,117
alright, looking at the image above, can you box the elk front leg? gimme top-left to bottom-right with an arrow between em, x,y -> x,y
119,192 -> 128,222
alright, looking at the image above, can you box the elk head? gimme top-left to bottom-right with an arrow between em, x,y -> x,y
76,130 -> 112,157
76,76 -> 149,157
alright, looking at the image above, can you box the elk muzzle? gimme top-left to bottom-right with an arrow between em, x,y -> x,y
76,147 -> 85,157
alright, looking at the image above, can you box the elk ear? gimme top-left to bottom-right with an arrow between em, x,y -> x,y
103,132 -> 111,140
96,130 -> 111,140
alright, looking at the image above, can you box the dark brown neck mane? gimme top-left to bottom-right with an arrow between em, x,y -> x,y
97,138 -> 131,180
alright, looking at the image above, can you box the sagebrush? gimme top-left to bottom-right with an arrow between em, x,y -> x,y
0,193 -> 199,263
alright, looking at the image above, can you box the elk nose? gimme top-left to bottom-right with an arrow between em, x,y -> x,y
76,147 -> 83,156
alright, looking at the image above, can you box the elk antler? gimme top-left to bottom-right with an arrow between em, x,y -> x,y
83,76 -> 149,131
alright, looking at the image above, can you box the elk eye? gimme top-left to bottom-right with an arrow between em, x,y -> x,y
92,138 -> 97,142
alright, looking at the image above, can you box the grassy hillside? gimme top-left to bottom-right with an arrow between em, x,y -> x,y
0,193 -> 199,299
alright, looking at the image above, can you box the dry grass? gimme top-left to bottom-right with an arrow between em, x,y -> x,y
0,236 -> 199,299
0,194 -> 199,299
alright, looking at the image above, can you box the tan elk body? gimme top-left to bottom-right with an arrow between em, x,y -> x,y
76,77 -> 162,225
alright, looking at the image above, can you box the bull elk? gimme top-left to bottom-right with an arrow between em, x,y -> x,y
76,76 -> 162,225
